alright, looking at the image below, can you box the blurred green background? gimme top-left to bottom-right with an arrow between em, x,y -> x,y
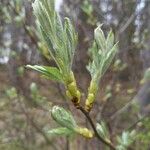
0,0 -> 150,149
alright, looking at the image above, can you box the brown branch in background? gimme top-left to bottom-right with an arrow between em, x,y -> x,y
7,2 -> 38,45
8,1 -> 51,66
66,136 -> 70,150
55,83 -> 70,150
17,95 -> 58,150
119,13 -> 136,33
77,106 -> 116,150
110,100 -> 134,121
127,113 -> 149,131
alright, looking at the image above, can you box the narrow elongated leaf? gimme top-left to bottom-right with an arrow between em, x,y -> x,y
26,65 -> 63,82
94,25 -> 106,51
96,121 -> 109,140
106,29 -> 114,50
47,127 -> 74,137
64,18 -> 78,68
101,42 -> 118,77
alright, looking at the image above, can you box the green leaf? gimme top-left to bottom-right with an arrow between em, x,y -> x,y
106,29 -> 114,50
51,106 -> 77,131
32,0 -> 78,76
87,25 -> 118,82
94,25 -> 106,51
85,25 -> 118,111
101,42 -> 118,77
47,127 -> 74,137
64,17 -> 78,68
96,121 -> 110,140
26,65 -> 63,82
50,106 -> 93,138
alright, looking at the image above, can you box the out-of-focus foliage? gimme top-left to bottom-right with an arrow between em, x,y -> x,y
116,131 -> 136,150
136,118 -> 150,150
81,0 -> 96,25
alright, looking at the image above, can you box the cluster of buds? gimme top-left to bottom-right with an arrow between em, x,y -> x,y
65,71 -> 81,107
51,106 -> 93,138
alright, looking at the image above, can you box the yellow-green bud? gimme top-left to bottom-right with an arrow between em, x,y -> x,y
70,90 -> 81,106
66,82 -> 81,106
76,90 -> 81,101
65,72 -> 81,106
89,81 -> 98,95
85,93 -> 95,111
64,71 -> 75,84
66,90 -> 73,99
87,93 -> 95,104
76,127 -> 93,138
85,81 -> 98,112
68,82 -> 77,96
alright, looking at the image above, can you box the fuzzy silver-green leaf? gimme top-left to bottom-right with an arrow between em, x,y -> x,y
87,25 -> 118,83
32,0 -> 78,76
96,121 -> 110,140
51,106 -> 77,131
47,127 -> 74,137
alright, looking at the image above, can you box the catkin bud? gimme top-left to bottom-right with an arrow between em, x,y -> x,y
65,72 -> 81,106
85,81 -> 98,112
89,81 -> 98,94
85,93 -> 95,111
76,90 -> 81,101
75,127 -> 93,138
68,82 -> 77,96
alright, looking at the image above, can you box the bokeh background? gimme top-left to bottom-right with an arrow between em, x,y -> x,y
0,0 -> 150,149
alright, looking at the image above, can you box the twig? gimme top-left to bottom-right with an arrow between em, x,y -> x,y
17,95 -> 58,150
66,136 -> 70,150
119,13 -> 135,33
127,113 -> 149,131
110,100 -> 134,121
77,106 -> 116,150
